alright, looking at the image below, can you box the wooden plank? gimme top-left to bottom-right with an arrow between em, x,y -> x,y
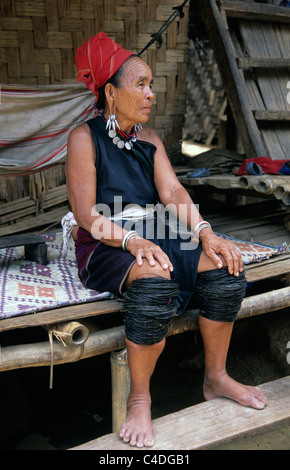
245,257 -> 290,282
70,376 -> 290,450
237,57 -> 290,69
0,205 -> 70,237
254,110 -> 290,121
0,299 -> 122,332
220,1 -> 290,23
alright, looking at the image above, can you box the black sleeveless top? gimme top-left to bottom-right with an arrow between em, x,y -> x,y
81,116 -> 203,314
86,116 -> 159,213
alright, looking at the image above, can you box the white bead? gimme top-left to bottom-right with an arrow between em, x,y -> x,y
109,129 -> 116,138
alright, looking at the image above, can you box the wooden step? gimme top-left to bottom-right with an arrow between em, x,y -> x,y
70,376 -> 290,450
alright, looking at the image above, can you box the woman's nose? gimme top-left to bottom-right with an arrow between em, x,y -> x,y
146,87 -> 154,101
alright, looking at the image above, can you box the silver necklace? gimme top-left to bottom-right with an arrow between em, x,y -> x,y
105,113 -> 142,150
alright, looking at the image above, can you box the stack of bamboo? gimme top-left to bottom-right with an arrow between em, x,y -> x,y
239,175 -> 290,205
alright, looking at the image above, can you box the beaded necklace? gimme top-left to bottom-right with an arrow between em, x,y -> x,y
98,112 -> 142,150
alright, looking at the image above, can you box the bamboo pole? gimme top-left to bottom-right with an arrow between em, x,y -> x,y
0,287 -> 289,373
110,348 -> 130,433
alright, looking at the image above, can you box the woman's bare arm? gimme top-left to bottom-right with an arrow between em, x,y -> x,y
139,127 -> 243,276
66,124 -> 125,246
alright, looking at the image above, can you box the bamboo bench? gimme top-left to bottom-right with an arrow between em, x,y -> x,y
1,283 -> 289,433
0,205 -> 289,435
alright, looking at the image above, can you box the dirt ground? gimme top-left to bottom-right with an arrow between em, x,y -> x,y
0,307 -> 289,451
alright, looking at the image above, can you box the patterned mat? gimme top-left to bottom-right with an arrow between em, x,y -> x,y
217,233 -> 288,265
0,231 -> 113,320
0,231 -> 288,320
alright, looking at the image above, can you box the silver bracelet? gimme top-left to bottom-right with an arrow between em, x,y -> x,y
122,230 -> 139,251
194,221 -> 211,239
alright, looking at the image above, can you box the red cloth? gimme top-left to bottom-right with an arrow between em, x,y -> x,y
75,32 -> 134,99
235,156 -> 289,175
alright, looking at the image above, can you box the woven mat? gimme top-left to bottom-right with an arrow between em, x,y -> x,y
0,231 -> 288,320
217,232 -> 288,264
0,231 -> 113,320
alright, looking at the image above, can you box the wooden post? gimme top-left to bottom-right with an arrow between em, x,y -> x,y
110,348 -> 130,433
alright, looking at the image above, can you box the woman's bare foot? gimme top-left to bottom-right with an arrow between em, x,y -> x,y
119,395 -> 154,448
203,371 -> 267,410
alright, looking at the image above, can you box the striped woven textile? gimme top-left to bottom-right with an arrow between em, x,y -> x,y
0,84 -> 96,176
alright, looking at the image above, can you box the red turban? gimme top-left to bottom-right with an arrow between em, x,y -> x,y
75,32 -> 134,99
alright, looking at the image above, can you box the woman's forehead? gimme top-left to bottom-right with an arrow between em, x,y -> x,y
121,57 -> 153,84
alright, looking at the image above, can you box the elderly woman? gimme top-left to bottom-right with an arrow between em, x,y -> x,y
66,33 -> 267,448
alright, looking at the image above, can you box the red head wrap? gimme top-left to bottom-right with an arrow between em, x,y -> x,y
75,32 -> 134,99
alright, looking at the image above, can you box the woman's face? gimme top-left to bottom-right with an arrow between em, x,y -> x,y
106,57 -> 154,133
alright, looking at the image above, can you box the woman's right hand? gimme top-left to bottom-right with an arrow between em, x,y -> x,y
126,235 -> 174,272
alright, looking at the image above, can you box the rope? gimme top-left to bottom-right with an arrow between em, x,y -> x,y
138,0 -> 190,56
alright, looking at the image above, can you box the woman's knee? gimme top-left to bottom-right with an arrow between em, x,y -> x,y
195,267 -> 247,322
125,259 -> 171,289
197,250 -> 227,273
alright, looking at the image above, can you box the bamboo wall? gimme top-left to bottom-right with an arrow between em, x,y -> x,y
0,0 -> 190,224
0,0 -> 189,157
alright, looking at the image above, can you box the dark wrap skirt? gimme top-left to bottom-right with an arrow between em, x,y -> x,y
75,217 -> 203,315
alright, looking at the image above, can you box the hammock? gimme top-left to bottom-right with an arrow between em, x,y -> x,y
0,84 -> 96,176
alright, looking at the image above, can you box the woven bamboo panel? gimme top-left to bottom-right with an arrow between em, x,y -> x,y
0,0 -> 190,232
183,39 -> 226,146
0,0 -> 190,159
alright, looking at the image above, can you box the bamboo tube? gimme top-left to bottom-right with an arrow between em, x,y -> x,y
44,321 -> 89,388
238,175 -> 258,189
253,176 -> 290,194
45,321 -> 89,347
274,185 -> 287,200
282,191 -> 290,206
111,348 -> 130,432
274,184 -> 290,200
0,287 -> 289,373
253,177 -> 276,194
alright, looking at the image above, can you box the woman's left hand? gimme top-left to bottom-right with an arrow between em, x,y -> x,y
199,229 -> 244,277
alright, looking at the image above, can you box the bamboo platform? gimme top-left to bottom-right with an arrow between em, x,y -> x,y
71,375 -> 290,450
